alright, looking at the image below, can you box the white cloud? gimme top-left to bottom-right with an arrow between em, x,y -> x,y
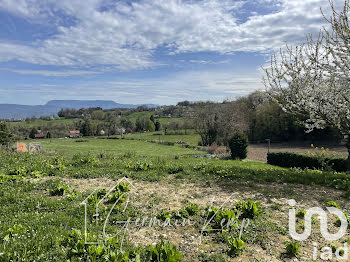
1,68 -> 100,77
1,68 -> 263,104
0,0 -> 335,72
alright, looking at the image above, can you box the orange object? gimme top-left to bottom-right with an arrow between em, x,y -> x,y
17,143 -> 28,152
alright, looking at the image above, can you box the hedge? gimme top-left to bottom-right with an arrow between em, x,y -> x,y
267,152 -> 347,172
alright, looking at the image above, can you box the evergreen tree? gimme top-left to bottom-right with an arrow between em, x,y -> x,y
0,121 -> 12,145
29,128 -> 38,139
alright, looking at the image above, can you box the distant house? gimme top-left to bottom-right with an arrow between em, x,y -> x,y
69,130 -> 81,138
34,133 -> 45,139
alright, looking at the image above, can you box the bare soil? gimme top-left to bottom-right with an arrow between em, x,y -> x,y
63,176 -> 350,261
247,143 -> 348,162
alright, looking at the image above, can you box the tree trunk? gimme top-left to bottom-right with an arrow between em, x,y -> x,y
346,137 -> 350,172
347,147 -> 350,172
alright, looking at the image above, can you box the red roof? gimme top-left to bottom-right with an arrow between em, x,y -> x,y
69,130 -> 80,134
34,133 -> 45,138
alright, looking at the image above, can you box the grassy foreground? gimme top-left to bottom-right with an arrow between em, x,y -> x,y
1,138 -> 350,261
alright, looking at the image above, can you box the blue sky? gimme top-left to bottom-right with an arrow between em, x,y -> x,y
0,0 -> 334,105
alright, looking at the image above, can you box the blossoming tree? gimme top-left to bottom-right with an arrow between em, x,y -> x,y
263,0 -> 350,170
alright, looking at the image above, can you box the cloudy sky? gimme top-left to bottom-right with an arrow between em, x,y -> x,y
0,0 -> 336,105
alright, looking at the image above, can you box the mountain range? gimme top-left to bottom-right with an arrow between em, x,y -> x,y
0,100 -> 158,119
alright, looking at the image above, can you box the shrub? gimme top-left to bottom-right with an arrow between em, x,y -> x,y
267,152 -> 347,172
285,241 -> 300,257
226,237 -> 246,256
206,142 -> 218,154
228,132 -> 248,160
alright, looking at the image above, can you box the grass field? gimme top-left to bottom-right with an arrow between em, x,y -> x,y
1,138 -> 350,261
8,117 -> 76,128
125,130 -> 201,146
36,138 -> 203,157
125,111 -> 184,126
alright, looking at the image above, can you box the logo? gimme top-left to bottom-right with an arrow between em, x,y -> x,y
288,199 -> 347,241
288,199 -> 349,260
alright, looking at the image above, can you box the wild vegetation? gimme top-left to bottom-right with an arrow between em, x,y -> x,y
0,135 -> 349,261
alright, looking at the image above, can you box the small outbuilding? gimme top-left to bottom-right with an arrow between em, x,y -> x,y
69,130 -> 81,138
34,133 -> 45,139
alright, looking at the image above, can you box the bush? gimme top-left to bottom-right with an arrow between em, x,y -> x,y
267,152 -> 347,172
206,142 -> 218,154
228,132 -> 248,160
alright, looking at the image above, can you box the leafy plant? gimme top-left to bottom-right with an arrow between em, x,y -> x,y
157,209 -> 172,221
117,181 -> 131,192
108,190 -> 127,203
50,180 -> 70,196
235,199 -> 262,219
327,200 -> 340,209
125,160 -> 153,171
335,212 -> 350,227
29,170 -> 46,178
67,190 -> 79,201
48,157 -> 66,171
167,165 -> 184,174
205,206 -> 238,230
144,240 -> 182,261
171,209 -> 190,219
226,236 -> 246,256
285,241 -> 300,257
0,173 -> 23,183
72,154 -> 100,166
296,209 -> 306,219
88,188 -> 107,203
185,204 -> 199,216
8,166 -> 27,176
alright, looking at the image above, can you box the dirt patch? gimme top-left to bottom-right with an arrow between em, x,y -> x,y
63,176 -> 350,261
247,143 -> 347,162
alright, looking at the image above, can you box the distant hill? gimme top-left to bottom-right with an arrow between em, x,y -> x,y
0,100 -> 158,119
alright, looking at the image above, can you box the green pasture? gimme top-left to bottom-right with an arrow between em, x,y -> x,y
32,137 -> 203,157
125,130 -> 201,146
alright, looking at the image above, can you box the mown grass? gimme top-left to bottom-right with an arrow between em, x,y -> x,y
125,130 -> 201,146
125,111 -> 184,126
8,117 -> 76,128
32,138 -> 204,158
